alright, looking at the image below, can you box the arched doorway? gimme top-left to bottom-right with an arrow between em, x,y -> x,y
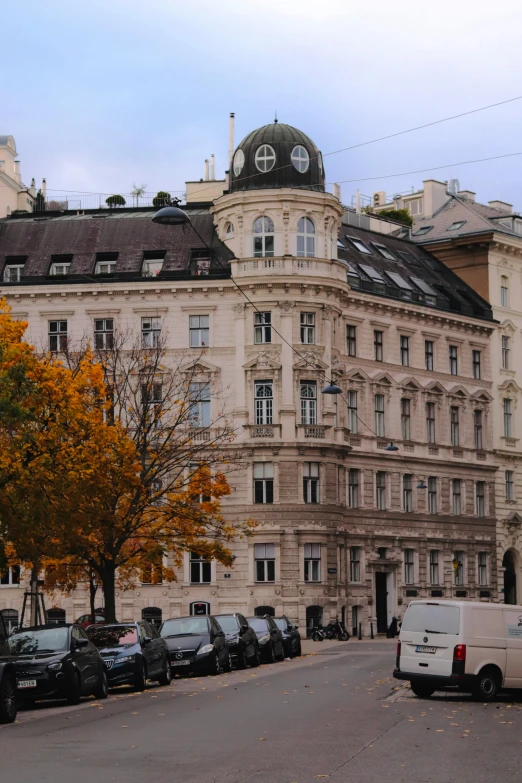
190,601 -> 210,616
503,549 -> 518,605
47,608 -> 66,625
0,609 -> 18,635
142,607 -> 162,628
255,606 -> 275,617
306,605 -> 323,638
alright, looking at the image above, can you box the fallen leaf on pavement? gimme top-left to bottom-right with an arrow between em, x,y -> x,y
258,738 -> 266,741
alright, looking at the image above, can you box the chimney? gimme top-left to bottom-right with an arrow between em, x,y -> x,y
30,177 -> 36,197
41,177 -> 47,198
210,154 -> 215,180
228,113 -> 235,169
423,179 -> 450,218
13,160 -> 21,183
333,183 -> 341,201
457,190 -> 476,202
204,159 -> 209,181
488,199 -> 513,212
356,188 -> 361,215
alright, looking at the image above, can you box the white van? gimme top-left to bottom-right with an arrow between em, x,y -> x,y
394,599 -> 522,700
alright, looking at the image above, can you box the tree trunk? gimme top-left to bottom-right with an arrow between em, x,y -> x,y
101,565 -> 117,623
89,573 -> 97,625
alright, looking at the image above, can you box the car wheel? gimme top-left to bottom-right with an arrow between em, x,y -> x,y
209,653 -> 221,676
67,673 -> 82,705
250,645 -> 261,667
223,653 -> 233,673
265,644 -> 275,664
94,670 -> 109,700
133,662 -> 147,692
0,675 -> 17,724
472,668 -> 500,702
410,680 -> 436,699
158,657 -> 172,686
237,646 -> 247,670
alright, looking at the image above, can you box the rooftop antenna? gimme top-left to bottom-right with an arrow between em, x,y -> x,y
228,112 -> 235,169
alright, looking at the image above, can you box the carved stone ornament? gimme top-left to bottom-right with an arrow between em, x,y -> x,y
278,300 -> 294,312
233,303 -> 246,315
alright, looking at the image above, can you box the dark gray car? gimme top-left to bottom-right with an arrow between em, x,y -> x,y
246,615 -> 284,663
0,613 -> 16,723
214,613 -> 261,669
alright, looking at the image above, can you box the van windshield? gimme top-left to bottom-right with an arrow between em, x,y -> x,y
402,604 -> 460,635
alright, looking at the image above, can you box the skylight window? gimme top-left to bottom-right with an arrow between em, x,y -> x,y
398,251 -> 420,266
447,221 -> 466,231
410,277 -> 438,306
385,271 -> 413,300
413,226 -> 433,236
346,262 -> 361,288
372,243 -> 396,261
347,237 -> 372,255
337,238 -> 347,249
359,264 -> 385,282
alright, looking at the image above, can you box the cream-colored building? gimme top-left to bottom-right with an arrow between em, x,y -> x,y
0,135 -> 37,219
0,123 -> 499,635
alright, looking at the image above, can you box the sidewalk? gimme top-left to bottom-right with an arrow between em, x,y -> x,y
301,635 -> 395,655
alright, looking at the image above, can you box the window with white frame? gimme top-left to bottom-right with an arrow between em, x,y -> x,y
374,394 -> 385,437
141,317 -> 161,348
504,399 -> 513,437
233,148 -> 245,176
297,217 -> 315,258
95,257 -> 117,275
189,315 -> 210,348
142,256 -> 164,277
48,320 -> 68,352
428,477 -> 438,514
478,551 -> 488,586
303,462 -> 319,503
429,550 -> 439,585
190,552 -> 211,584
476,481 -> 485,517
291,145 -> 310,173
300,382 -> 317,424
404,549 -> 414,584
141,381 -> 162,409
374,330 -> 383,361
348,468 -> 359,508
403,474 -> 413,512
425,340 -> 434,371
400,335 -> 410,366
254,311 -> 272,343
94,319 -> 114,350
505,470 -> 514,500
300,312 -> 315,344
253,216 -> 275,257
376,471 -> 386,510
49,261 -> 71,275
349,547 -> 361,582
0,566 -> 20,586
347,391 -> 358,433
426,402 -> 436,443
472,350 -> 481,379
253,463 -> 274,504
501,276 -> 509,307
254,145 -> 276,173
401,398 -> 411,440
346,325 -> 357,357
3,264 -> 24,282
254,381 -> 273,424
188,382 -> 210,427
502,335 -> 511,369
449,345 -> 458,375
450,406 -> 460,446
474,410 -> 483,449
304,543 -> 321,582
454,550 -> 464,585
255,543 -> 275,582
452,479 -> 462,515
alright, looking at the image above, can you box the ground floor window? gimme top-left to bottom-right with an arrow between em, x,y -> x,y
142,607 -> 162,628
0,609 -> 18,635
47,608 -> 66,625
306,605 -> 323,638
190,601 -> 210,616
255,605 -> 275,617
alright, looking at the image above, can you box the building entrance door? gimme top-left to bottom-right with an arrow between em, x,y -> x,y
375,572 -> 388,633
503,550 -> 517,605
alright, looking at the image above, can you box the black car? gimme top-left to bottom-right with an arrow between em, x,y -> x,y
9,623 -> 108,706
246,615 -> 284,663
274,616 -> 302,658
0,612 -> 16,723
87,622 -> 171,690
160,615 -> 231,676
214,613 -> 261,669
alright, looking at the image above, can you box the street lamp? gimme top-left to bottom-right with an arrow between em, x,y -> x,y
321,381 -> 343,395
416,479 -> 427,489
384,442 -> 399,452
152,206 -> 191,226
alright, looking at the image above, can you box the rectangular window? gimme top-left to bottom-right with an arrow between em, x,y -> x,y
505,470 -> 514,500
474,410 -> 483,449
374,330 -> 383,362
254,463 -> 274,504
426,402 -> 436,443
300,312 -> 315,344
400,335 -> 410,367
50,262 -> 70,276
94,319 -> 114,350
255,381 -> 273,425
254,312 -> 272,344
3,264 -> 24,282
303,462 -> 319,503
304,543 -> 321,582
425,340 -> 434,371
188,382 -> 210,427
452,479 -> 462,515
190,552 -> 211,584
347,391 -> 358,434
504,399 -> 512,437
502,335 -> 510,369
141,317 -> 161,349
300,382 -> 317,425
450,406 -> 460,447
476,481 -> 485,517
0,566 -> 20,586
429,550 -> 439,585
401,398 -> 411,441
454,550 -> 464,586
376,471 -> 386,510
254,543 -> 275,582
501,279 -> 509,307
427,476 -> 437,514
404,549 -> 414,585
346,325 -> 357,357
189,315 -> 210,348
374,394 -> 385,437
95,260 -> 116,275
348,468 -> 359,508
472,350 -> 481,380
142,257 -> 164,277
141,382 -> 162,408
349,546 -> 361,582
449,345 -> 458,375
478,552 -> 488,586
403,474 -> 413,512
48,320 -> 68,352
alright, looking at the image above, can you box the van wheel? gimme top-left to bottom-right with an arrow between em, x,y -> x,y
472,668 -> 500,702
410,680 -> 435,698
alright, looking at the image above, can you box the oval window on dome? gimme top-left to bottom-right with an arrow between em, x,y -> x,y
317,151 -> 324,176
291,145 -> 309,173
233,148 -> 245,177
255,145 -> 276,173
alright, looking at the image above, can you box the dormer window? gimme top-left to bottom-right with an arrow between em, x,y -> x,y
142,252 -> 165,277
255,145 -> 276,173
190,250 -> 211,276
3,257 -> 25,282
291,145 -> 309,173
297,217 -> 315,258
95,252 -> 118,275
49,255 -> 72,276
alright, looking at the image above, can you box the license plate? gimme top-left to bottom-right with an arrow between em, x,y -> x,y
171,661 -> 190,666
416,645 -> 436,654
17,679 -> 37,689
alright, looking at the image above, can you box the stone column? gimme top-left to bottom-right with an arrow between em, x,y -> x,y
233,303 -> 248,430
278,301 -> 295,440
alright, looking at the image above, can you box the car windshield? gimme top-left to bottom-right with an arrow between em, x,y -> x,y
247,618 -> 269,633
160,618 -> 209,637
274,618 -> 287,631
214,616 -> 240,632
87,626 -> 138,648
9,627 -> 69,655
402,604 -> 460,636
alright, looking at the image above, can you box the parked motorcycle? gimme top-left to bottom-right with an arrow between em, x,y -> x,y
324,619 -> 350,641
312,626 -> 326,642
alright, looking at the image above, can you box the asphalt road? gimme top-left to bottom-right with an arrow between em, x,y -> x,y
2,641 -> 522,782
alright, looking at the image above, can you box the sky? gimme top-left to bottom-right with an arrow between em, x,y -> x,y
3,0 -> 522,209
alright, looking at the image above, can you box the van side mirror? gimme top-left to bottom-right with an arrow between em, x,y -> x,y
75,637 -> 89,649
143,637 -> 152,646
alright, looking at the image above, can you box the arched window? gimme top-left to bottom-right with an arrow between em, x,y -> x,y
253,216 -> 275,258
233,148 -> 245,176
1,609 -> 18,635
501,275 -> 509,307
297,217 -> 315,258
226,222 -> 235,234
142,607 -> 162,628
255,605 -> 275,617
190,601 -> 210,616
255,145 -> 276,173
291,145 -> 310,173
47,608 -> 66,625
